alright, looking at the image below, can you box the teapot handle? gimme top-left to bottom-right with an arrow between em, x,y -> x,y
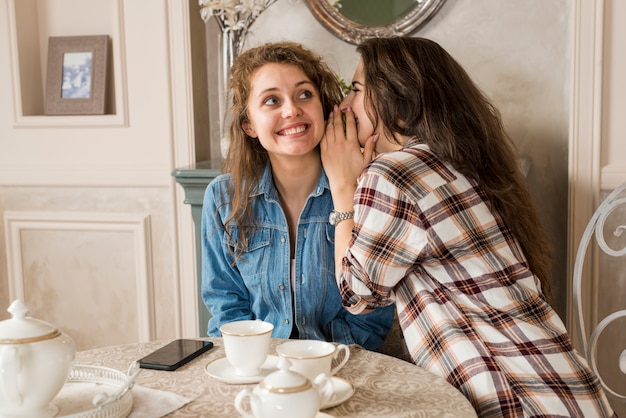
313,373 -> 335,406
234,389 -> 257,418
1,346 -> 23,406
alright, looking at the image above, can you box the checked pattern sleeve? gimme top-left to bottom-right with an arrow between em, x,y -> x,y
336,143 -> 616,417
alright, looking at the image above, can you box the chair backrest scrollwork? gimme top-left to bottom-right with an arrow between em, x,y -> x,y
572,182 -> 626,400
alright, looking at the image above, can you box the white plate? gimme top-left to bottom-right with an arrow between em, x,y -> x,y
321,377 -> 354,409
205,355 -> 279,384
316,413 -> 334,418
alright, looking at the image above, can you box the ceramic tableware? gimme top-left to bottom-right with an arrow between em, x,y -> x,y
205,355 -> 279,384
234,357 -> 333,418
275,340 -> 350,381
321,376 -> 355,409
220,320 -> 274,377
0,299 -> 76,417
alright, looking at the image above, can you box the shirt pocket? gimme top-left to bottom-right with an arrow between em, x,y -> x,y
222,225 -> 271,283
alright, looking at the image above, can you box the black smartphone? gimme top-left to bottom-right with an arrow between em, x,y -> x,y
138,339 -> 214,371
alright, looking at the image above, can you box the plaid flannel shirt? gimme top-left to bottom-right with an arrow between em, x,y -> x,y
338,141 -> 615,417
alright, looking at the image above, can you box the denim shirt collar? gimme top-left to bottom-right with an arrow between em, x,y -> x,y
251,162 -> 330,201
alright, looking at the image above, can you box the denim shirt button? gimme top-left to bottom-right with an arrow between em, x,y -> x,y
278,284 -> 285,290
284,319 -> 290,324
280,236 -> 286,243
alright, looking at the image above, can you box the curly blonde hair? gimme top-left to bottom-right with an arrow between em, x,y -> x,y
220,42 -> 343,257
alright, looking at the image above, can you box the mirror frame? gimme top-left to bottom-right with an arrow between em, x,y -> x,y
304,0 -> 447,45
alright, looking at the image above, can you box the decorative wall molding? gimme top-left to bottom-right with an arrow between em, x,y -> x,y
567,0 -> 604,349
602,164 -> 626,190
167,0 -> 201,338
0,163 -> 174,187
3,210 -> 155,341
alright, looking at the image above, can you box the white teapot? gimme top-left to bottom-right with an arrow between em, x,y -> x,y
235,357 -> 334,418
0,299 -> 76,417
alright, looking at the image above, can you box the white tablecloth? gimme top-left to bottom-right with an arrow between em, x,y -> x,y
74,339 -> 477,418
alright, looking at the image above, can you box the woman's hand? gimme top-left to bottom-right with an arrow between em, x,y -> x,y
321,105 -> 378,209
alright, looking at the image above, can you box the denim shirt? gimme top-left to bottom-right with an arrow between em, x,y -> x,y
201,164 -> 394,351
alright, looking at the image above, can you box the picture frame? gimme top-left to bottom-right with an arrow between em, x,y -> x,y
45,35 -> 109,115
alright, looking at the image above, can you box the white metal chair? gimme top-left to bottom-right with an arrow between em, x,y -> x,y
572,181 -> 626,400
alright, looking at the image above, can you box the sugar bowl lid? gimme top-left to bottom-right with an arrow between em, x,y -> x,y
258,357 -> 312,394
0,299 -> 61,344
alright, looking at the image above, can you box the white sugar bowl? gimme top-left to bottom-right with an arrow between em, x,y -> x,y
0,299 -> 76,417
234,357 -> 333,418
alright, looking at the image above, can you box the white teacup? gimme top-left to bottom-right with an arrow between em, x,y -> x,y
275,340 -> 350,381
221,320 -> 274,377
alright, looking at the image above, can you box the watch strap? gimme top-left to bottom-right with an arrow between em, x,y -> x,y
329,210 -> 354,226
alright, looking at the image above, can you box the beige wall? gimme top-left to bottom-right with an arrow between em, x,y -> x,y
602,0 -> 626,188
0,0 -> 624,411
0,0 -> 188,349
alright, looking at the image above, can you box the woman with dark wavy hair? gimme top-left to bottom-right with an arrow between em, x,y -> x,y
201,42 -> 393,350
322,36 -> 614,416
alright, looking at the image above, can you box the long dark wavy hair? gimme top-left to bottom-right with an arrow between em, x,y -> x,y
357,36 -> 553,300
221,42 -> 343,257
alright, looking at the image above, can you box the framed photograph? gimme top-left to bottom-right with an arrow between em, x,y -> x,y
45,35 -> 109,115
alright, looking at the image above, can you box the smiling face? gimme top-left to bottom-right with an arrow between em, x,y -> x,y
243,63 -> 325,161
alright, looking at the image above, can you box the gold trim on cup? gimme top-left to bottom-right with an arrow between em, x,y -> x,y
220,328 -> 273,337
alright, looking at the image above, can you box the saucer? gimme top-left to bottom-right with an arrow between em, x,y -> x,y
321,377 -> 355,409
316,413 -> 334,418
205,355 -> 279,384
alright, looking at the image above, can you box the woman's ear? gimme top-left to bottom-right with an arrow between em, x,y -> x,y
242,122 -> 258,138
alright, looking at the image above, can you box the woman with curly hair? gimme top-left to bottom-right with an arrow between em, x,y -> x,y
201,42 -> 394,350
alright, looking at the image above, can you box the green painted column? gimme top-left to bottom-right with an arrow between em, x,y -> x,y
172,160 -> 222,336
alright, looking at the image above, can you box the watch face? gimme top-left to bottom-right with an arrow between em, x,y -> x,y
329,212 -> 337,225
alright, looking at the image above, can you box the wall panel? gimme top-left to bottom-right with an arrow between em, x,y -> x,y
4,211 -> 154,350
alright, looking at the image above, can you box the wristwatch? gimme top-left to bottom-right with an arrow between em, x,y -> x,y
328,210 -> 354,226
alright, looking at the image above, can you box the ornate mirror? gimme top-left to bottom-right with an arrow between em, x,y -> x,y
304,0 -> 447,45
